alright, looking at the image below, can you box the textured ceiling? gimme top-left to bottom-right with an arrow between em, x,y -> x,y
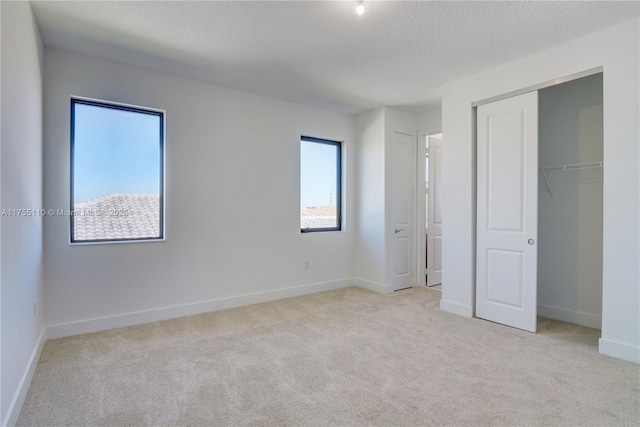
31,1 -> 639,115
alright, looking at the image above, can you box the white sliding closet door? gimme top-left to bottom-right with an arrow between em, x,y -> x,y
476,91 -> 538,332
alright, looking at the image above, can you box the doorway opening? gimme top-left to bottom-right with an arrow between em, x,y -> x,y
426,133 -> 443,288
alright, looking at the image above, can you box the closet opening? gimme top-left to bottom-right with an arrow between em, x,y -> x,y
474,69 -> 604,341
537,72 -> 603,331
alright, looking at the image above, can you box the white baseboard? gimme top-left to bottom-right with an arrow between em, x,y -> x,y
46,279 -> 353,339
354,278 -> 393,294
537,303 -> 602,329
440,299 -> 473,317
4,328 -> 47,427
599,338 -> 640,364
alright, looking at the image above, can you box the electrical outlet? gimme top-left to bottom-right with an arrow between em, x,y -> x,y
33,300 -> 36,318
304,260 -> 309,269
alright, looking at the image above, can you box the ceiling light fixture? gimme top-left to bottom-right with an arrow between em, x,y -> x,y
356,0 -> 365,15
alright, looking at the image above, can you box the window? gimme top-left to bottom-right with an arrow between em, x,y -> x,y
70,98 -> 164,243
300,136 -> 342,232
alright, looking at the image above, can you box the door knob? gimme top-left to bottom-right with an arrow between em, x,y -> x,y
394,228 -> 404,234
528,238 -> 535,245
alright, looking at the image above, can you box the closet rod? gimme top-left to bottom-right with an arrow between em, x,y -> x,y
540,161 -> 603,172
539,161 -> 603,197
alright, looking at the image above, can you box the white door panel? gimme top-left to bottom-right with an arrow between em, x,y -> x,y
486,249 -> 524,307
396,236 -> 411,276
433,235 -> 442,272
427,136 -> 443,286
391,131 -> 416,290
486,112 -> 526,232
476,91 -> 538,332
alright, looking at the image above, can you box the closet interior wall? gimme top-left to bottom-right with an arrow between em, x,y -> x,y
537,73 -> 604,329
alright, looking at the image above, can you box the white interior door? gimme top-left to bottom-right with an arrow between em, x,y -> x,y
391,131 -> 416,290
476,91 -> 538,332
427,134 -> 443,286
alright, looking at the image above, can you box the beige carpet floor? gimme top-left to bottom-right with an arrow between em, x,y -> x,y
17,287 -> 640,426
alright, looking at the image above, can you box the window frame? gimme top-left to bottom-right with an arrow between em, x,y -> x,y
300,135 -> 342,233
70,97 -> 166,245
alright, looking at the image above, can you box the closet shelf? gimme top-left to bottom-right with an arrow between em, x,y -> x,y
539,161 -> 603,197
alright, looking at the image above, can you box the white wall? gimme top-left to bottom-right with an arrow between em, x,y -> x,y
0,3 -> 46,425
355,108 -> 387,288
354,107 -> 417,291
537,74 -> 603,329
441,18 -> 639,362
43,48 -> 355,336
418,107 -> 442,136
